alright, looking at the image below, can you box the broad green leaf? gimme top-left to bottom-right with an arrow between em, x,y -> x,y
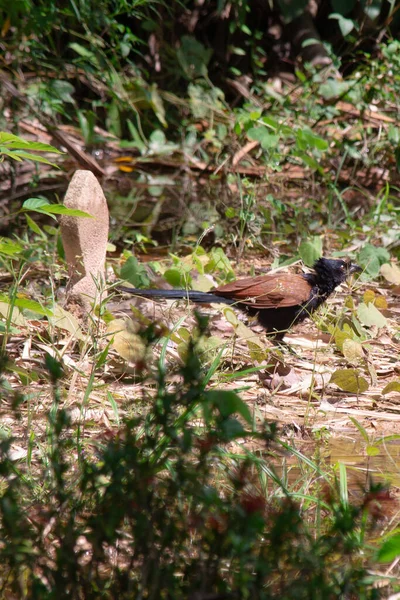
366,444 -> 380,457
220,417 -> 245,439
299,238 -> 322,267
39,205 -> 93,217
176,35 -> 212,80
334,328 -> 353,351
247,340 -> 268,362
293,150 -> 323,173
358,244 -> 390,278
25,214 -> 44,236
0,132 -> 30,144
23,197 -> 50,210
0,148 -> 23,161
363,289 -> 375,304
206,390 -> 252,424
22,198 -> 66,220
0,134 -> 62,153
357,302 -> 387,328
260,116 -> 279,130
14,297 -> 53,317
377,534 -> 400,562
225,207 -> 236,218
319,78 -> 350,100
330,369 -> 369,393
382,381 -> 400,395
362,0 -> 381,20
296,128 -> 329,151
164,268 -> 186,287
223,307 -> 238,326
0,237 -> 23,255
247,127 -> 279,150
329,13 -> 356,36
120,256 -> 150,288
10,150 -> 59,166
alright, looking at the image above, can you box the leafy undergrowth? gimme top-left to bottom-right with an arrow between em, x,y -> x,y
0,314 -> 398,598
1,4 -> 400,595
1,225 -> 400,595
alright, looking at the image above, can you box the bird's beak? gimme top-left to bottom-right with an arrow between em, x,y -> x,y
347,262 -> 362,274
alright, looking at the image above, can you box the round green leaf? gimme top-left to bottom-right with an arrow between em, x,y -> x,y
330,369 -> 369,393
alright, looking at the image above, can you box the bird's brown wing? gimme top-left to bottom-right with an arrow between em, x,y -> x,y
213,273 -> 312,308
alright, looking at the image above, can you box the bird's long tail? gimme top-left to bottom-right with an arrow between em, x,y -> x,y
118,287 -> 235,305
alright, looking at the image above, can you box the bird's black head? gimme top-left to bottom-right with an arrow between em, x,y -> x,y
313,257 -> 361,288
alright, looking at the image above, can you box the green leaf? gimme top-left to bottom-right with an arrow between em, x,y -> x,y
0,237 -> 23,256
176,35 -> 212,80
299,238 -> 322,267
0,134 -> 62,153
13,298 -> 53,317
247,340 -> 268,362
39,205 -> 93,217
334,328 -> 353,351
69,42 -> 96,59
358,244 -> 390,278
164,268 -> 186,287
149,83 -> 167,127
45,353 -> 63,381
0,148 -> 25,161
23,198 -> 50,210
299,153 -> 323,172
361,0 -> 381,20
247,127 -> 280,150
357,303 -> 387,328
348,416 -> 369,442
377,534 -> 400,562
220,417 -> 246,439
382,381 -> 400,395
296,128 -> 329,151
366,444 -> 380,457
329,13 -> 356,36
225,207 -> 236,218
107,391 -> 120,425
330,369 -> 369,393
23,198 -> 91,219
120,256 -> 150,288
9,150 -> 59,167
206,390 -> 252,424
319,78 -> 350,100
25,214 -> 44,236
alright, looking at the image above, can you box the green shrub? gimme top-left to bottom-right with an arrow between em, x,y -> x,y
0,316 -> 386,598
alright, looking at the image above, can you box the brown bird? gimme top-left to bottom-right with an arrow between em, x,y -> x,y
118,258 -> 361,341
